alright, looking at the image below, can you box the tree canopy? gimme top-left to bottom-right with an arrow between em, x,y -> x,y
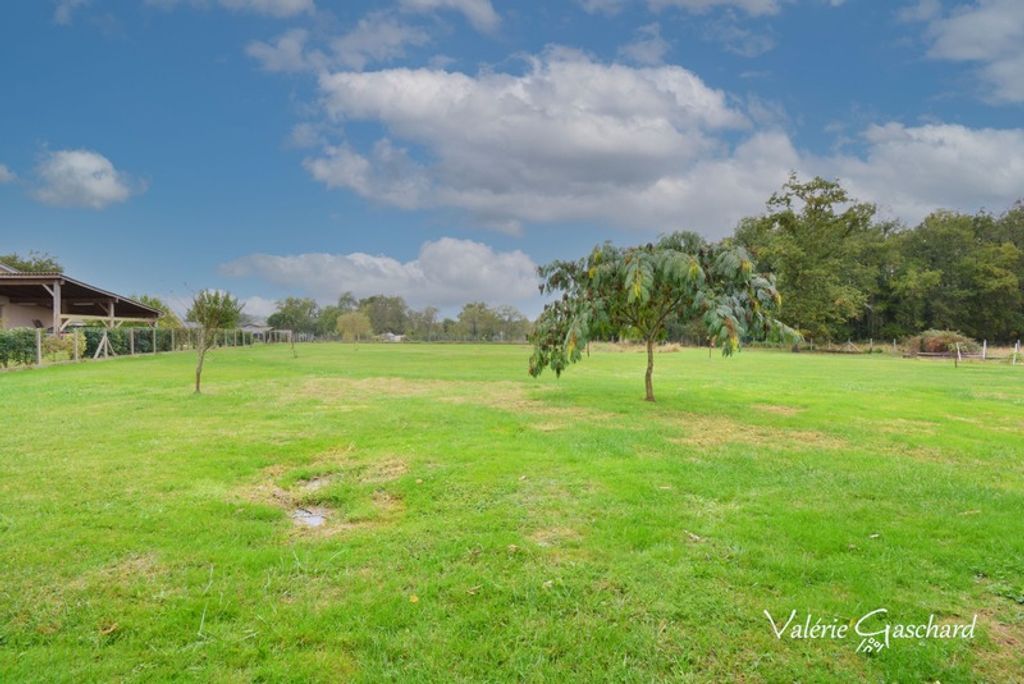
529,232 -> 796,401
187,290 -> 243,393
0,251 -> 63,273
135,295 -> 183,329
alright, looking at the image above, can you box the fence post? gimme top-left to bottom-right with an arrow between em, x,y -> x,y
982,339 -> 987,360
171,328 -> 175,351
130,329 -> 135,355
73,331 -> 79,362
35,329 -> 42,366
955,343 -> 961,368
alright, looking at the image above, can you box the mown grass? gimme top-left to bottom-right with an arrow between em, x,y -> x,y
1,343 -> 1022,682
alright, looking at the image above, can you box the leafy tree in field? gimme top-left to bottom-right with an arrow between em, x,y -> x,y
187,290 -> 243,394
408,306 -> 440,340
359,295 -> 408,334
336,311 -> 373,342
0,251 -> 63,273
317,293 -> 358,336
267,297 -> 319,335
529,232 -> 796,401
135,295 -> 183,328
736,175 -> 885,343
495,305 -> 531,341
457,302 -> 499,340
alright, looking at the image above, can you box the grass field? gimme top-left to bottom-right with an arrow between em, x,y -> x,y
1,344 -> 1022,682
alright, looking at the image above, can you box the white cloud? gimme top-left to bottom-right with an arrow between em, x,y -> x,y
398,0 -> 500,33
247,15 -> 431,74
577,0 -> 630,14
619,23 -> 671,65
650,0 -> 781,16
220,238 -> 539,309
330,13 -> 431,70
54,0 -> 89,25
146,0 -> 313,18
0,164 -> 15,184
910,0 -> 1024,103
246,29 -> 311,73
293,48 -> 1024,236
704,16 -> 776,56
33,149 -> 143,209
239,295 -> 279,318
816,122 -> 1024,221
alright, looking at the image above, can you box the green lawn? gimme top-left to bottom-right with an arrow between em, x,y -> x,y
1,344 -> 1022,682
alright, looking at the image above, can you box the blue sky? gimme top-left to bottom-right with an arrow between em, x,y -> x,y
1,0 -> 1022,317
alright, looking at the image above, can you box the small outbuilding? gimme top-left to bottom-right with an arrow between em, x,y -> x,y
0,264 -> 161,331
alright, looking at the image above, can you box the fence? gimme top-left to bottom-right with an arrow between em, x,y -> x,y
0,327 -> 294,369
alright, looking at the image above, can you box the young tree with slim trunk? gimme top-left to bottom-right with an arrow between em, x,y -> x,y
187,290 -> 243,394
529,232 -> 797,401
336,311 -> 372,342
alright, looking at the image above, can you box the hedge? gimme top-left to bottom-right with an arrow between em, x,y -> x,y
0,328 -> 37,368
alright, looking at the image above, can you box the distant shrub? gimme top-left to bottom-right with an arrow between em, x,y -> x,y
906,329 -> 980,354
0,328 -> 37,368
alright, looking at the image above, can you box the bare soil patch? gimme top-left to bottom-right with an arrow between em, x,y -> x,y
666,413 -> 845,450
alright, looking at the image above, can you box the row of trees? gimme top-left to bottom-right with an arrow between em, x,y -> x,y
267,295 -> 531,342
733,176 -> 1024,343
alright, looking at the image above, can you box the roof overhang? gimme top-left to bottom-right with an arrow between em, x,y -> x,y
0,272 -> 162,320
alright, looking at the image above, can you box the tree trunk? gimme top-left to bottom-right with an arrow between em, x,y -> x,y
644,337 -> 655,402
195,332 -> 206,394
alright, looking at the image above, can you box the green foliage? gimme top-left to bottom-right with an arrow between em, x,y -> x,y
529,231 -> 797,400
359,295 -> 409,335
336,311 -> 373,342
0,329 -> 37,367
0,251 -> 63,273
267,297 -> 320,335
735,175 -> 887,342
134,295 -> 182,328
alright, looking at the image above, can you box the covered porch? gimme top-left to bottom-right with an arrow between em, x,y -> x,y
0,272 -> 161,331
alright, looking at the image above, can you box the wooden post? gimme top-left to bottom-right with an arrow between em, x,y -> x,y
982,339 -> 987,360
130,329 -> 135,355
153,326 -> 158,354
955,343 -> 961,368
893,338 -> 897,354
73,331 -> 79,362
35,329 -> 42,366
52,280 -> 61,333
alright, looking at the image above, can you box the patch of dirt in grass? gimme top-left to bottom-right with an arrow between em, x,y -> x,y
359,458 -> 408,483
529,526 -> 581,547
752,404 -> 804,416
666,413 -> 845,450
299,376 -> 617,425
875,418 -> 938,435
68,553 -> 164,592
239,462 -> 404,536
973,607 -> 1024,679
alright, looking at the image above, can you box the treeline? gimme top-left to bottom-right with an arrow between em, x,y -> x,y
731,176 -> 1024,344
266,295 -> 532,341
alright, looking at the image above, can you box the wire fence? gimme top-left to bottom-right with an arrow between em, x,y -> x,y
0,327 -> 295,369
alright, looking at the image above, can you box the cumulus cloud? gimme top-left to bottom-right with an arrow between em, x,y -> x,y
816,122 -> 1024,220
0,164 -> 15,184
398,0 -> 500,33
306,48 -> 757,233
33,149 -> 143,209
293,48 -> 1024,236
247,14 -> 431,74
220,238 -> 539,309
619,23 -> 671,65
246,28 -> 311,73
909,0 -> 1024,103
651,0 -> 780,14
146,0 -> 313,18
